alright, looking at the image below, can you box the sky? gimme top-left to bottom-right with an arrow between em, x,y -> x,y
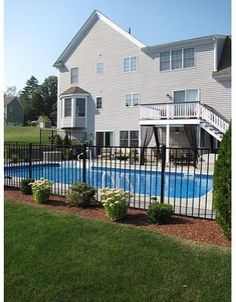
4,0 -> 231,91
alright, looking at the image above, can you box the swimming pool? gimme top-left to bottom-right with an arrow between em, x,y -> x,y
4,163 -> 212,199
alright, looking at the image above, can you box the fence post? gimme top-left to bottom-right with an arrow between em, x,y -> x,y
160,145 -> 166,204
82,143 -> 87,183
40,129 -> 42,145
29,143 -> 32,179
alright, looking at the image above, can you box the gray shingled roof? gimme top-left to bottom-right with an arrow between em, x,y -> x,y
212,36 -> 231,77
4,96 -> 21,106
60,86 -> 90,96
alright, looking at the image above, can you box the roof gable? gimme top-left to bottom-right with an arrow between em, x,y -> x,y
4,96 -> 22,107
53,10 -> 145,67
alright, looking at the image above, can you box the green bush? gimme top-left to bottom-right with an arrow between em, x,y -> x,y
213,126 -> 231,239
148,203 -> 173,224
20,178 -> 35,195
55,134 -> 62,145
63,134 -> 71,146
66,183 -> 96,207
99,188 -> 132,221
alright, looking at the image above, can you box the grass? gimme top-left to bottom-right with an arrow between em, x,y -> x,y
4,126 -> 51,144
5,200 -> 231,302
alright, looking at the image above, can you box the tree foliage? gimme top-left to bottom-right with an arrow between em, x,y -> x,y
19,75 -> 57,125
213,125 -> 231,239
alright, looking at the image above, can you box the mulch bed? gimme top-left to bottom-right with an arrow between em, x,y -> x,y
4,187 -> 230,248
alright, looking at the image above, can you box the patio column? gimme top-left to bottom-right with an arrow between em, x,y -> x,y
166,124 -> 170,165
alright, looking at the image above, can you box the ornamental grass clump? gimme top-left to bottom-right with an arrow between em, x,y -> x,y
100,188 -> 132,221
29,178 -> 52,204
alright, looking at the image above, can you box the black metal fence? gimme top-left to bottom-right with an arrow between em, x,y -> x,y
4,143 -> 218,219
39,129 -> 87,145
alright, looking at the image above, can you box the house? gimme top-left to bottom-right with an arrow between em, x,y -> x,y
4,96 -> 24,126
53,10 -> 231,162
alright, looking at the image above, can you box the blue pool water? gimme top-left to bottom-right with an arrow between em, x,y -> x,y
4,163 -> 212,199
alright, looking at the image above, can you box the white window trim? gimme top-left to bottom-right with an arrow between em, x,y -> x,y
96,96 -> 103,110
123,56 -> 138,73
160,47 -> 196,72
70,67 -> 79,84
96,63 -> 104,75
172,88 -> 200,102
125,92 -> 140,107
95,130 -> 114,145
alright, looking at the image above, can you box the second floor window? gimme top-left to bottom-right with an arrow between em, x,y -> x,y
123,56 -> 137,72
76,98 -> 85,117
64,98 -> 72,117
96,63 -> 104,75
125,93 -> 140,107
96,97 -> 102,109
160,48 -> 195,71
70,67 -> 78,84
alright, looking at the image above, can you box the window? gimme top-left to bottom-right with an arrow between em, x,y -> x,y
160,51 -> 170,71
120,131 -> 129,147
96,63 -> 104,75
125,93 -> 140,107
70,68 -> 78,84
123,56 -> 137,72
64,98 -> 72,117
184,48 -> 194,68
96,97 -> 102,109
174,89 -> 199,102
130,130 -> 139,147
160,48 -> 195,71
120,130 -> 139,147
76,98 -> 85,117
172,49 -> 182,70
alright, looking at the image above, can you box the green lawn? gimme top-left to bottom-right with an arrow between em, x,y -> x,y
4,126 -> 51,144
5,200 -> 231,302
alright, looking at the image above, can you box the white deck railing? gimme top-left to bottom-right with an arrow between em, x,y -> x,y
140,102 -> 229,133
140,102 -> 200,120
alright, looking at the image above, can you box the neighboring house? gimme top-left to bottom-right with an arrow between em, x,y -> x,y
53,10 -> 231,161
4,96 -> 24,126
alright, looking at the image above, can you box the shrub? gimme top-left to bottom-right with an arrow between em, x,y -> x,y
66,183 -> 96,207
63,148 -> 73,160
63,134 -> 71,146
20,178 -> 35,195
11,154 -> 19,163
148,203 -> 173,224
30,178 -> 52,203
213,125 -> 231,239
55,134 -> 62,145
99,188 -> 132,221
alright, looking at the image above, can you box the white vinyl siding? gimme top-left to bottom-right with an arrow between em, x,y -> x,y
123,56 -> 137,72
125,93 -> 140,107
70,67 -> 78,84
96,63 -> 104,75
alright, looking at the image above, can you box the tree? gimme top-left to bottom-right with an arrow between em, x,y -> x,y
5,86 -> 17,97
19,76 -> 39,123
213,125 -> 231,239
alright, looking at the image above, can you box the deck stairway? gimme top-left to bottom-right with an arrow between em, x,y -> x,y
140,102 -> 230,142
200,104 -> 230,141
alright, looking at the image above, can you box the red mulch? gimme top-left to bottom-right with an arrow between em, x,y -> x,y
4,187 -> 230,248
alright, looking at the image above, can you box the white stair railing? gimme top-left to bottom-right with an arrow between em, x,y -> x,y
200,104 -> 229,134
